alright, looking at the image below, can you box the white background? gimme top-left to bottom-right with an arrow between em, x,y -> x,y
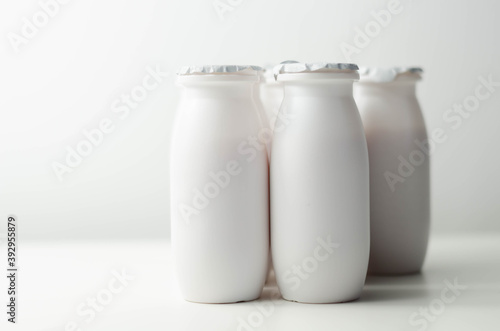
1,0 -> 499,241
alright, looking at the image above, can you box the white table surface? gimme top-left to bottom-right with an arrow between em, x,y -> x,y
2,234 -> 499,331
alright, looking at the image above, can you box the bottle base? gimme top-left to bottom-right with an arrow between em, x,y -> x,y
182,292 -> 262,304
368,268 -> 423,276
281,293 -> 362,304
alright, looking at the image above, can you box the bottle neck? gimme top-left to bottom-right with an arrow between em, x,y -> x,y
283,80 -> 354,97
356,81 -> 417,97
181,81 -> 255,99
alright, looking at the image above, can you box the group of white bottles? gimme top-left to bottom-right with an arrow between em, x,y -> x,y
171,63 -> 430,304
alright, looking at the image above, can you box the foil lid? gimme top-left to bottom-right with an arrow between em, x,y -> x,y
274,61 -> 359,80
177,65 -> 262,76
358,67 -> 423,82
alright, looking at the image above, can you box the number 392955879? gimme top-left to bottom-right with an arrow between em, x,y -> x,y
7,216 -> 16,268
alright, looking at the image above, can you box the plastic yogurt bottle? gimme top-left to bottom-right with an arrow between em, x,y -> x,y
271,62 -> 370,303
171,65 -> 269,303
354,67 -> 430,275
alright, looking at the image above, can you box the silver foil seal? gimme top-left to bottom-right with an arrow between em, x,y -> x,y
177,65 -> 262,76
358,67 -> 423,82
274,61 -> 359,80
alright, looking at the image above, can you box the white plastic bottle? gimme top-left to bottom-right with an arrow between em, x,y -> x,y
171,65 -> 269,303
271,62 -> 370,303
354,67 -> 430,275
